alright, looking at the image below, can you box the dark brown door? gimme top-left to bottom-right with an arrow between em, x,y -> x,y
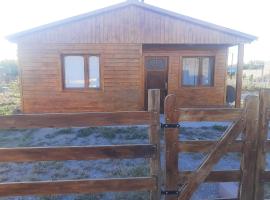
145,56 -> 168,113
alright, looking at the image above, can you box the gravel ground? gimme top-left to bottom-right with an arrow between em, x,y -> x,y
0,123 -> 268,200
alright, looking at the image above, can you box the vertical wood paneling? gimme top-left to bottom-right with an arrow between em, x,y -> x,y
19,5 -> 248,44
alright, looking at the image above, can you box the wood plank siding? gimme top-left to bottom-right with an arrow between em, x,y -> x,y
17,5 -> 248,45
18,43 -> 144,113
143,45 -> 228,107
12,3 -> 255,113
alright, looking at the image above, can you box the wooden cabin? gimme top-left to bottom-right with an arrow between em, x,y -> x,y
7,0 -> 256,113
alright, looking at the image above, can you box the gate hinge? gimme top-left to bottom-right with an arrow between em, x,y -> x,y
160,123 -> 180,128
161,190 -> 180,196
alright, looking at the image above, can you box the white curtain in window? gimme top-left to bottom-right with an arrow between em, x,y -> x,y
182,58 -> 199,86
89,56 -> 100,88
64,56 -> 85,88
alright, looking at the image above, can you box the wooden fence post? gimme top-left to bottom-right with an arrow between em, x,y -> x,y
254,89 -> 270,200
148,89 -> 161,200
238,95 -> 259,200
164,94 -> 179,200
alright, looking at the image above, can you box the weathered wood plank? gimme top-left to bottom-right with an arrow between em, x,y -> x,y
0,177 -> 156,197
254,89 -> 270,200
148,89 -> 161,200
0,111 -> 155,129
235,44 -> 244,108
164,94 -> 179,200
178,140 -> 243,152
238,96 -> 259,200
177,118 -> 244,200
0,144 -> 156,162
178,170 -> 241,183
178,108 -> 243,122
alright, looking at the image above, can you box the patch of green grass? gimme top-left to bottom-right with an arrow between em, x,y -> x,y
123,132 -> 148,140
17,131 -> 36,146
55,128 -> 73,135
77,128 -> 97,138
111,165 -> 148,178
99,128 -> 117,140
212,125 -> 227,132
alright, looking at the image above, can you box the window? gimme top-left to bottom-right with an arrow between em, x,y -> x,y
89,56 -> 100,88
64,56 -> 85,88
182,57 -> 214,87
63,55 -> 101,89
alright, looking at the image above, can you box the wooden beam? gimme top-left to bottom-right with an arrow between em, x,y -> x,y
164,94 -> 179,200
254,89 -> 270,200
0,145 -> 156,162
238,96 -> 259,200
178,170 -> 241,183
178,108 -> 243,122
0,177 -> 156,197
148,89 -> 161,200
235,43 -> 244,108
178,140 -> 243,153
0,111 -> 155,129
177,118 -> 244,200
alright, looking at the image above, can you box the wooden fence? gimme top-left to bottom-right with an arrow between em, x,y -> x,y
0,89 -> 270,200
0,90 -> 161,200
163,89 -> 270,200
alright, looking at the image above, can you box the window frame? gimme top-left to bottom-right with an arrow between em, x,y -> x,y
61,54 -> 102,91
181,56 -> 215,87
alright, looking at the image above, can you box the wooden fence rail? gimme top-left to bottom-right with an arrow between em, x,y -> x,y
0,177 -> 156,197
0,111 -> 156,129
0,89 -> 161,200
164,89 -> 270,200
0,89 -> 270,199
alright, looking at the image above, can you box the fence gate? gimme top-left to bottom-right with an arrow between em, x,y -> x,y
162,89 -> 270,200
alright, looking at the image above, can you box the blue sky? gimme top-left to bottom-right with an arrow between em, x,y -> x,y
0,0 -> 269,63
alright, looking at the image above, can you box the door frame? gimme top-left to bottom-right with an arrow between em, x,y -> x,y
143,56 -> 169,111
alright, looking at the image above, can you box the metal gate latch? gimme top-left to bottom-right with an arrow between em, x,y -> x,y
160,123 -> 180,128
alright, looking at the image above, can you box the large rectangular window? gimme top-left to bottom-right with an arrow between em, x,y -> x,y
63,55 -> 101,89
182,57 -> 214,87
